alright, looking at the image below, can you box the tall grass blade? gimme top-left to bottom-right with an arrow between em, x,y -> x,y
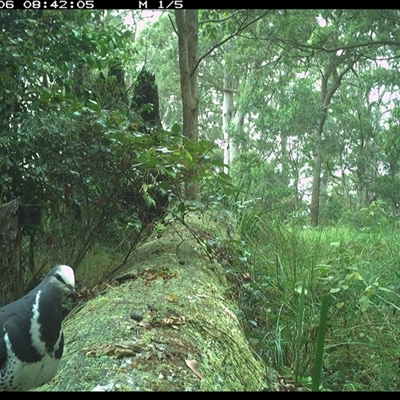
294,280 -> 306,388
312,294 -> 330,391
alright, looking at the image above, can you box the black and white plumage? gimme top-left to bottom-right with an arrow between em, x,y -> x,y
0,265 -> 76,391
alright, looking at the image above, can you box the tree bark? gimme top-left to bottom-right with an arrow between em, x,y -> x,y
310,56 -> 357,226
310,113 -> 326,226
0,198 -> 22,307
175,10 -> 199,200
222,66 -> 237,172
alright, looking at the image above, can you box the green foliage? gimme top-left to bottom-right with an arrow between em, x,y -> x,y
222,205 -> 400,391
1,10 -> 133,198
18,108 -> 229,269
319,190 -> 349,225
1,11 -> 137,269
0,10 -> 234,276
343,200 -> 397,231
230,151 -> 304,222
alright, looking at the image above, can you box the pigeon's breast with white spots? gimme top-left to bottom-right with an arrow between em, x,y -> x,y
0,331 -> 61,391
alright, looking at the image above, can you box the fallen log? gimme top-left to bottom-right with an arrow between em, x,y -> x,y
39,215 -> 280,391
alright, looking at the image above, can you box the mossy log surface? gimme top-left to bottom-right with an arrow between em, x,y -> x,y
39,216 -> 280,391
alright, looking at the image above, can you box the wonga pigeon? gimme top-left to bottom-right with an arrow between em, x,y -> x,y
0,265 -> 76,391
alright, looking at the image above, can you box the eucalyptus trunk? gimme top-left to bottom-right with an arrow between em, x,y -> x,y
310,56 -> 357,226
222,68 -> 237,172
175,10 -> 199,200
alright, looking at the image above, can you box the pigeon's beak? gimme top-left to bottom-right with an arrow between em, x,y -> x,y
67,285 -> 77,299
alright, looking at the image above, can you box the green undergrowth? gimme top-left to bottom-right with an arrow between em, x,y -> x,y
229,207 -> 400,391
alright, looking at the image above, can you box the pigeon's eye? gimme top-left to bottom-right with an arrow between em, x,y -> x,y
55,273 -> 65,284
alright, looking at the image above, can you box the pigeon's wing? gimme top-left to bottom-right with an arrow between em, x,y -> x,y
0,306 -> 11,370
0,335 -> 5,371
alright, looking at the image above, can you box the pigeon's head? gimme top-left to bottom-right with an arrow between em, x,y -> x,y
47,265 -> 76,297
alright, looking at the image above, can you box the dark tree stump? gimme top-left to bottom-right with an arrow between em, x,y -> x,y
0,198 -> 22,307
132,69 -> 162,131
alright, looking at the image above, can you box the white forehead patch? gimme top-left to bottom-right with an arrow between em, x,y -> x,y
55,265 -> 75,288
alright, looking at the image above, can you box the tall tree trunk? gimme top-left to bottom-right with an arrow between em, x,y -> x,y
310,56 -> 357,226
340,167 -> 352,209
175,10 -> 199,200
0,198 -> 22,307
310,105 -> 328,226
355,112 -> 378,209
232,111 -> 244,156
222,67 -> 237,172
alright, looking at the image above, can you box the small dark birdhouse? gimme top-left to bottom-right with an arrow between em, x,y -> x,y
18,204 -> 43,226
